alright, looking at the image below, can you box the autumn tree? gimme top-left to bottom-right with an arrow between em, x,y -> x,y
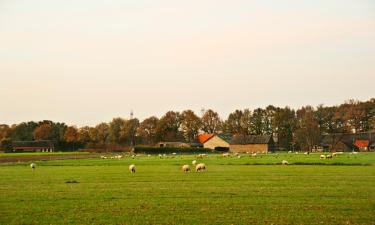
295,106 -> 321,151
181,110 -> 201,142
109,118 -> 126,144
33,123 -> 53,140
273,107 -> 296,150
201,109 -> 222,134
156,111 -> 182,142
137,116 -> 159,145
224,110 -> 244,134
64,126 -> 79,150
120,119 -> 140,146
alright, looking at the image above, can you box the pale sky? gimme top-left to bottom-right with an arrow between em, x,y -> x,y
0,0 -> 374,126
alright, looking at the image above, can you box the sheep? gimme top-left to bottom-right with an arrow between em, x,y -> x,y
196,163 -> 206,172
234,153 -> 240,157
288,151 -> 292,154
282,160 -> 289,165
159,154 -> 163,158
326,155 -> 333,159
192,160 -> 197,165
237,155 -> 241,159
129,164 -> 136,173
148,154 -> 151,158
320,155 -> 326,159
100,155 -> 107,159
30,163 -> 36,170
352,151 -> 359,155
304,152 -> 310,155
222,153 -> 230,157
251,153 -> 257,157
182,165 -> 190,172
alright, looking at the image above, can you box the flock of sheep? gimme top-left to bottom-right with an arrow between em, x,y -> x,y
29,150 -> 360,172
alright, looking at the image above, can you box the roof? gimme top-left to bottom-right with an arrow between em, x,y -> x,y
354,140 -> 370,148
12,140 -> 54,148
217,133 -> 233,143
198,134 -> 215,144
230,135 -> 273,145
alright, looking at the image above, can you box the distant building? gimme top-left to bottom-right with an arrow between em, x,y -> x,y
11,140 -> 54,152
320,132 -> 375,152
230,135 -> 275,153
198,134 -> 232,151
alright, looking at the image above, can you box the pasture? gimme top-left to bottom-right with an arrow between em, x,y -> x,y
0,153 -> 374,225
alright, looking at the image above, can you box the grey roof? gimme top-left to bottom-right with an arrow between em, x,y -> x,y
217,133 -> 233,143
230,135 -> 273,145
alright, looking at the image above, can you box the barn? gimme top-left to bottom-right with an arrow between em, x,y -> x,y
11,140 -> 54,153
198,134 -> 232,151
230,135 -> 275,153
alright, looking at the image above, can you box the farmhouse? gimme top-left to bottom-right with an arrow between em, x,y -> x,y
321,132 -> 375,152
230,135 -> 275,153
198,134 -> 232,151
158,141 -> 203,148
11,140 -> 54,153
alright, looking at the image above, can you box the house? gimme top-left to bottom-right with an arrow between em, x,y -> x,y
320,132 -> 375,152
198,134 -> 232,151
11,140 -> 54,153
229,135 -> 275,153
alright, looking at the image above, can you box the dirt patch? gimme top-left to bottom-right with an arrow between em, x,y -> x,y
0,154 -> 99,163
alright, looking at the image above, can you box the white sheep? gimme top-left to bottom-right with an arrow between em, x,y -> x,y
222,153 -> 230,157
30,163 -> 36,170
129,164 -> 136,173
196,163 -> 206,172
182,165 -> 190,172
326,154 -> 333,159
252,153 -> 257,157
282,160 -> 289,165
192,160 -> 197,165
320,155 -> 326,159
288,151 -> 292,154
304,152 -> 309,155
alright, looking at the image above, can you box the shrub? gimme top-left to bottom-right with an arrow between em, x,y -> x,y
134,146 -> 214,154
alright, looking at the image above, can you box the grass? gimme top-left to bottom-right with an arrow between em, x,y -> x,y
0,153 -> 374,225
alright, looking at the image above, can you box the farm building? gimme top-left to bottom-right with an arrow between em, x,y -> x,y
11,140 -> 54,153
198,134 -> 232,151
320,132 -> 375,152
229,135 -> 275,153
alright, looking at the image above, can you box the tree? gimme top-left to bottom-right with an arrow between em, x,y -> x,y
0,138 -> 12,151
201,109 -> 222,133
64,126 -> 78,150
295,106 -> 321,151
251,108 -> 267,135
240,109 -> 252,135
11,122 -> 38,141
95,123 -> 110,146
181,110 -> 201,142
273,107 -> 296,150
0,124 -> 11,140
156,111 -> 182,141
33,123 -> 53,140
78,126 -> 91,147
137,116 -> 159,145
109,118 -> 126,144
120,119 -> 140,146
224,110 -> 244,134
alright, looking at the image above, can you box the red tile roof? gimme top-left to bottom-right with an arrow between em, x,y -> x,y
354,140 -> 369,148
198,134 -> 215,144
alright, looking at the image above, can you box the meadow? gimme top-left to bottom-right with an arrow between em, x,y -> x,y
0,153 -> 374,225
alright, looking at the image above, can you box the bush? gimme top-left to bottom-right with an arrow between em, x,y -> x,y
134,146 -> 214,154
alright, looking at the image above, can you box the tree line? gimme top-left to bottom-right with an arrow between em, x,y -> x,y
0,98 -> 374,151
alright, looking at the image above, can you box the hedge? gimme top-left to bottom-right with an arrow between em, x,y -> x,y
134,146 -> 214,154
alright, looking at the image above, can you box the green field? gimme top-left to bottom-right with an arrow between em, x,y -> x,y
0,153 -> 374,225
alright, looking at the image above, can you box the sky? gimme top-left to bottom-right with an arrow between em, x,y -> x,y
0,0 -> 374,126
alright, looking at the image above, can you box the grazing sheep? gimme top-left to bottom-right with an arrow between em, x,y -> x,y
222,153 -> 230,157
237,155 -> 241,159
182,165 -> 190,172
326,155 -> 333,159
192,160 -> 197,165
304,152 -> 309,155
195,163 -> 206,172
320,155 -> 326,159
288,151 -> 292,154
282,160 -> 289,165
252,153 -> 257,157
30,163 -> 36,170
159,154 -> 163,158
100,155 -> 107,159
129,164 -> 136,173
234,153 -> 240,156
